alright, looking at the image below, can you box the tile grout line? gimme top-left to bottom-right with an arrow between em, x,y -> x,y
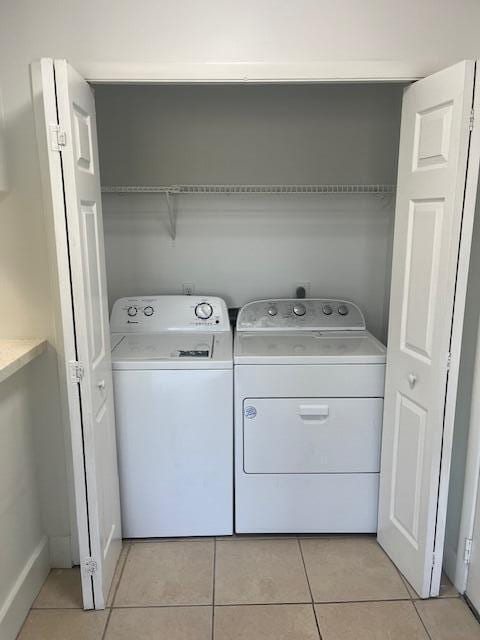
101,541 -> 132,640
212,538 -> 217,640
387,555 -> 432,640
412,599 -> 433,640
109,596 -> 425,610
297,537 -> 323,640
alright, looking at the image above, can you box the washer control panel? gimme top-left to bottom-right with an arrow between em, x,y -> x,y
236,299 -> 365,331
110,295 -> 230,333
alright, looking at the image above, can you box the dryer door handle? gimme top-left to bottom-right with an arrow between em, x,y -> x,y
298,404 -> 329,422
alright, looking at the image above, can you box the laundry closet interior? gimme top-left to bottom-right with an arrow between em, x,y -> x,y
97,82 -> 400,343
36,60 -> 480,612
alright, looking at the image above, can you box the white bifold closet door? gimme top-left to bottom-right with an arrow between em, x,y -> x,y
33,58 -> 121,609
378,60 -> 480,598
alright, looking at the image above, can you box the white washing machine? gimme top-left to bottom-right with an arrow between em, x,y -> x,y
110,295 -> 233,537
234,298 -> 386,533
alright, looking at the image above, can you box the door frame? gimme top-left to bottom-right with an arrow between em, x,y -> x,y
455,78 -> 480,592
430,63 -> 480,593
33,56 -> 480,602
67,61 -> 426,85
32,58 -> 95,608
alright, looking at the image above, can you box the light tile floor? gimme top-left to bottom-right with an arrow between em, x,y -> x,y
17,535 -> 480,639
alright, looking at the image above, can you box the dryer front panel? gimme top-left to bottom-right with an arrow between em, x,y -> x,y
243,397 -> 382,474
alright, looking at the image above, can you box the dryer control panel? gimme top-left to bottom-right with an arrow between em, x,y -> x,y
236,299 -> 365,331
110,295 -> 231,332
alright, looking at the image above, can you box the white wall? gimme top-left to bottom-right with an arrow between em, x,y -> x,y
97,84 -> 401,340
0,363 -> 50,640
0,1 -> 479,624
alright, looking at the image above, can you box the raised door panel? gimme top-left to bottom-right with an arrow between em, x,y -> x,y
401,199 -> 444,363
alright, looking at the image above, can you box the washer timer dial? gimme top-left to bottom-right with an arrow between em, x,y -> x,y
195,302 -> 213,320
127,306 -> 138,317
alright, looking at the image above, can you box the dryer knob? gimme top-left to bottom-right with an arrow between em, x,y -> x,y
127,306 -> 138,317
322,304 -> 333,316
293,303 -> 306,317
338,304 -> 349,316
267,306 -> 278,317
144,306 -> 154,316
195,302 -> 213,320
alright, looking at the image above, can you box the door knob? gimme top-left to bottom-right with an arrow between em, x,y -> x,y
98,379 -> 105,390
408,373 -> 417,388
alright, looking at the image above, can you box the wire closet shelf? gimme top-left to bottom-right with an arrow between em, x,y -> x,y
101,184 -> 397,239
102,184 -> 396,195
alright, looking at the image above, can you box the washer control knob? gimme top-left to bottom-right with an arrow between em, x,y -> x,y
293,303 -> 306,317
144,306 -> 154,317
267,306 -> 278,317
127,306 -> 138,317
322,304 -> 333,316
338,304 -> 349,316
195,302 -> 213,320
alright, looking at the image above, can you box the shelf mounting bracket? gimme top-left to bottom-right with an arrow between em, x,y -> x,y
165,190 -> 177,240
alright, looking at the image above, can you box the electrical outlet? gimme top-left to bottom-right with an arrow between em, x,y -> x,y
183,283 -> 195,295
295,282 -> 311,298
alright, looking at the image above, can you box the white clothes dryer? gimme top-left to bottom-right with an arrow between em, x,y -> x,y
234,298 -> 386,533
111,295 -> 233,537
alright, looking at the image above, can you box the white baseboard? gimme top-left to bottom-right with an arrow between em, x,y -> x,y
0,536 -> 50,640
49,535 -> 72,569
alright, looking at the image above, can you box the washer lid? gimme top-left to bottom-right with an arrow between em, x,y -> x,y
112,333 -> 214,361
111,331 -> 233,370
234,331 -> 386,364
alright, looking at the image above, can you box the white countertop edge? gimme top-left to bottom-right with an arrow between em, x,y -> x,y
0,339 -> 48,384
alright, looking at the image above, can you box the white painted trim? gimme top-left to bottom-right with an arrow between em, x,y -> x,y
447,64 -> 480,595
0,536 -> 50,640
431,61 -> 480,596
79,60 -> 425,84
31,60 -> 81,570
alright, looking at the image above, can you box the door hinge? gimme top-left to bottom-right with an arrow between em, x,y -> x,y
49,124 -> 67,151
69,360 -> 85,383
470,109 -> 475,132
464,537 -> 473,564
432,551 -> 436,568
82,557 -> 98,576
447,351 -> 452,371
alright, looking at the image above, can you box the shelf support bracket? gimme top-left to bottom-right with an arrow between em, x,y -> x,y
165,190 -> 177,240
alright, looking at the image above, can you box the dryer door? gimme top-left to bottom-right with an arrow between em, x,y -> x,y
243,397 -> 382,474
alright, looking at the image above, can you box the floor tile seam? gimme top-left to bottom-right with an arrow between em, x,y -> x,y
390,557 -> 416,601
111,604 -> 213,610
412,594 -> 461,601
296,538 -> 323,640
128,538 -> 215,545
412,598 -> 433,640
31,605 -> 83,610
211,538 -> 217,640
100,606 -> 114,640
112,602 -> 313,610
110,541 -> 133,608
110,596 -> 422,609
